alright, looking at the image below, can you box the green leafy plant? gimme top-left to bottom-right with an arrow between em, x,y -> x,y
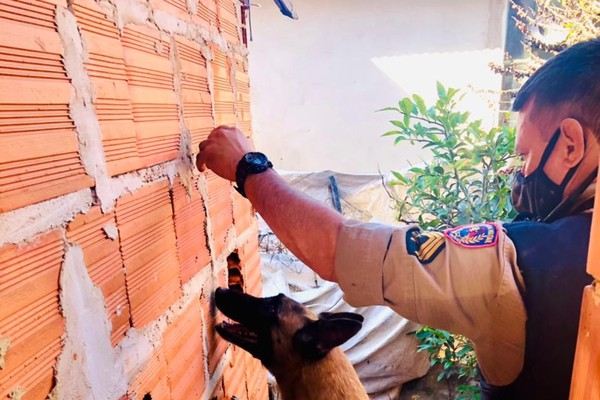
381,83 -> 517,398
414,327 -> 479,399
381,82 -> 516,230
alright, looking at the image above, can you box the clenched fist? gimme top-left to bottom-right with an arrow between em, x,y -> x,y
196,126 -> 254,181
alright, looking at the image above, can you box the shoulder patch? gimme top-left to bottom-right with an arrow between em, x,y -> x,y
444,222 -> 499,248
406,229 -> 446,264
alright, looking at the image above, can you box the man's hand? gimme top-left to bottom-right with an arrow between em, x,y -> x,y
196,126 -> 253,181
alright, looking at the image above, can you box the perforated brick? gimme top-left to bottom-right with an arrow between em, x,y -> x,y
235,54 -> 253,135
150,0 -> 190,21
205,172 -> 234,258
0,230 -> 64,399
127,348 -> 171,400
122,25 -> 179,168
171,176 -> 211,284
0,0 -> 94,212
66,207 -> 131,345
175,36 -> 214,150
196,0 -> 218,27
211,46 -> 236,127
223,345 -> 248,399
116,181 -> 182,327
202,268 -> 229,375
72,0 -> 141,176
163,298 -> 206,399
217,0 -> 239,45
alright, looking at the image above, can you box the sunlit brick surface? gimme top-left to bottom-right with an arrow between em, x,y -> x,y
223,345 -> 249,399
1,0 -> 266,396
233,193 -> 256,239
175,37 -> 214,149
66,207 -> 131,345
197,0 -> 218,27
0,0 -> 94,212
116,181 -> 182,327
127,348 -> 171,400
206,172 -> 234,258
203,268 -> 230,375
235,54 -> 253,135
217,0 -> 239,45
211,46 -> 237,127
122,25 -> 179,167
172,177 -> 211,284
73,0 -> 141,176
0,231 -> 64,399
163,299 -> 206,399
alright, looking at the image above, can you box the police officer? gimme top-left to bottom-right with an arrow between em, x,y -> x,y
197,38 -> 600,399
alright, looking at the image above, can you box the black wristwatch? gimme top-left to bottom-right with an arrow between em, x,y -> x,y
235,152 -> 273,198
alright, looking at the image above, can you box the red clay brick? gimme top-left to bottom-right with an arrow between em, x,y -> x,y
239,239 -> 261,297
0,230 -> 64,399
244,353 -> 269,400
223,345 -> 249,399
72,0 -> 142,176
0,0 -> 94,212
116,181 -> 182,328
172,177 -> 211,284
205,172 -> 234,258
235,54 -> 253,135
202,269 -> 229,375
127,348 -> 171,400
66,206 -> 131,345
121,25 -> 179,168
175,37 -> 214,150
163,298 -> 206,399
196,0 -> 218,27
150,0 -> 190,20
217,0 -> 239,45
233,193 -> 256,239
210,377 -> 226,400
211,46 -> 236,127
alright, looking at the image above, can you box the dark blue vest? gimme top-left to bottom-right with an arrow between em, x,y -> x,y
480,214 -> 593,399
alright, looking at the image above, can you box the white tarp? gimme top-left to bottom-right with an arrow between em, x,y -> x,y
259,170 -> 429,399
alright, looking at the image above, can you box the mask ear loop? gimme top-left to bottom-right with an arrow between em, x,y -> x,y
531,129 -> 562,217
544,168 -> 597,222
543,129 -> 598,222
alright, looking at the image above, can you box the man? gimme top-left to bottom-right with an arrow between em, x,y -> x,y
197,38 -> 600,399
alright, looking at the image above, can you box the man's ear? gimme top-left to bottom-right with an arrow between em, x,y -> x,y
293,316 -> 363,361
560,118 -> 586,167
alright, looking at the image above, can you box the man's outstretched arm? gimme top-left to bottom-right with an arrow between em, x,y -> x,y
196,126 -> 343,281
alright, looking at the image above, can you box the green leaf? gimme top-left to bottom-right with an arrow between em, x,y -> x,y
400,97 -> 414,115
436,81 -> 447,100
376,106 -> 399,113
412,94 -> 427,115
381,130 -> 402,137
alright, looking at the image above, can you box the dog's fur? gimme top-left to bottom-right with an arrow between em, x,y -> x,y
214,287 -> 369,400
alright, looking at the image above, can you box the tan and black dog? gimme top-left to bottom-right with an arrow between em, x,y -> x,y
214,287 -> 370,400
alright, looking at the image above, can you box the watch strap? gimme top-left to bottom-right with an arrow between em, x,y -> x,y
235,152 -> 273,198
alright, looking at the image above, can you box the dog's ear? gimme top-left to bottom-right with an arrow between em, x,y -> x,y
319,312 -> 364,324
293,316 -> 362,360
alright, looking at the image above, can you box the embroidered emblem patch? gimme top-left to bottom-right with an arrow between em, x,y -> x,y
406,229 -> 446,264
444,223 -> 499,248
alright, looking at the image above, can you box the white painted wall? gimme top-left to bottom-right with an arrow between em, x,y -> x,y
247,0 -> 508,174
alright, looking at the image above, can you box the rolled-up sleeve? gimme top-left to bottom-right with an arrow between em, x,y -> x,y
334,219 -> 527,386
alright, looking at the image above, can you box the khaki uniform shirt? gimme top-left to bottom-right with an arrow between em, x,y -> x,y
334,220 -> 527,386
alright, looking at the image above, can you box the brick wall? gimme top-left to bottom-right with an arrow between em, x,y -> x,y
0,0 -> 267,399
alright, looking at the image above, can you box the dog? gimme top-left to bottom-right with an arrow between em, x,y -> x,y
214,287 -> 370,400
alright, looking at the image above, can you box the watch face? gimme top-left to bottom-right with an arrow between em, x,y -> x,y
245,152 -> 268,166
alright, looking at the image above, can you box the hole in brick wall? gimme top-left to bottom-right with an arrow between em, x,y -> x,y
226,251 -> 244,293
142,393 -> 152,400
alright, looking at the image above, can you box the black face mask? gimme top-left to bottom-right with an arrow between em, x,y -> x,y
511,129 -> 579,221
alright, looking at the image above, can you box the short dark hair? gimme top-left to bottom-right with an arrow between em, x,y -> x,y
513,38 -> 600,140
